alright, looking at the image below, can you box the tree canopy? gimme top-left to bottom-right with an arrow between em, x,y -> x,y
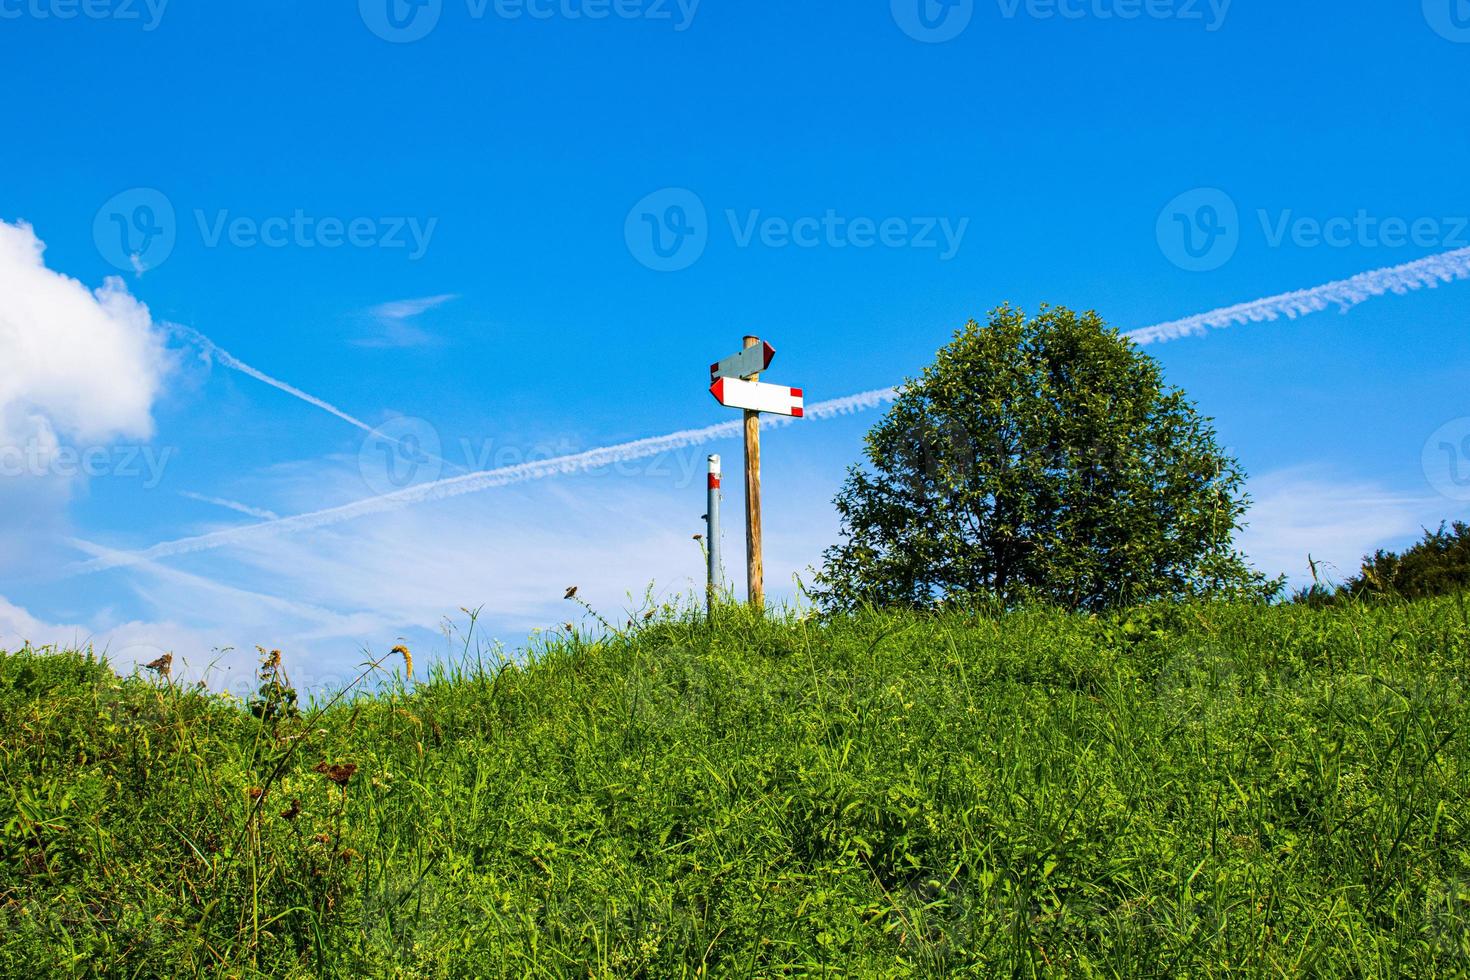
812,305 -> 1276,612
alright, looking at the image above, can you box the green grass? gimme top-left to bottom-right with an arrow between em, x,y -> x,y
2,599 -> 1468,977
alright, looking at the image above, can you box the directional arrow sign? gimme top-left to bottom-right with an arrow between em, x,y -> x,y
710,340 -> 776,380
709,377 -> 804,418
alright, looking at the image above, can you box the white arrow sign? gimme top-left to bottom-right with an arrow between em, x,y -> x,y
709,377 -> 805,417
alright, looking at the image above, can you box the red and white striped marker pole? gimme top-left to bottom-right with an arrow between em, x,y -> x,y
705,454 -> 722,614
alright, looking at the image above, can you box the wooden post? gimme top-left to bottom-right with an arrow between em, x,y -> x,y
741,335 -> 764,610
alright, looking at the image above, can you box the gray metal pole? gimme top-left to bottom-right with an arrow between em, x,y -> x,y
706,454 -> 722,615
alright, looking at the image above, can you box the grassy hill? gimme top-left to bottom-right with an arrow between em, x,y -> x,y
2,600 -> 1468,977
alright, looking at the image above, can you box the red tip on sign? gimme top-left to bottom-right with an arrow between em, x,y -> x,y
792,407 -> 804,418
790,388 -> 803,398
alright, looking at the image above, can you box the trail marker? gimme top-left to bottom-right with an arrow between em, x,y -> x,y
708,378 -> 805,418
706,336 -> 805,610
710,340 -> 775,381
704,455 -> 722,616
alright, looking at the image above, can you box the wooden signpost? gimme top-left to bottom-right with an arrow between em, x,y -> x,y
708,336 -> 805,610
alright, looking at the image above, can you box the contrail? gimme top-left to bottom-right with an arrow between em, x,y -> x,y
67,538 -> 385,636
79,248 -> 1470,575
69,389 -> 904,574
174,325 -> 378,435
175,324 -> 462,471
178,491 -> 281,521
1125,246 -> 1470,346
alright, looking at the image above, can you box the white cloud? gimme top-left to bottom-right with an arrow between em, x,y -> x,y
199,466 -> 714,631
51,443 -> 837,687
0,592 -> 219,679
1239,467 -> 1448,587
0,220 -> 174,574
0,220 -> 172,449
370,294 -> 458,321
353,293 -> 459,349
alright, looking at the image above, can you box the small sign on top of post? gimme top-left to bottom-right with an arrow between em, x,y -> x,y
706,336 -> 805,610
710,340 -> 775,382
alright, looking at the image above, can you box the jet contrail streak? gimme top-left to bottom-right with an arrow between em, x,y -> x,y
176,324 -> 463,471
81,248 -> 1470,575
174,325 -> 378,435
178,491 -> 281,521
68,388 -> 905,574
67,538 -> 386,635
1124,246 -> 1470,346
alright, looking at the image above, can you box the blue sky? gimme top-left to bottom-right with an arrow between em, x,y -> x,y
1,0 -> 1468,691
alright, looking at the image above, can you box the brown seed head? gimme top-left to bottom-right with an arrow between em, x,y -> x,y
390,644 -> 413,678
314,761 -> 358,787
144,653 -> 173,677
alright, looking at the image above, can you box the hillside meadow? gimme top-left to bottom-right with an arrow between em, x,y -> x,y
1,599 -> 1467,977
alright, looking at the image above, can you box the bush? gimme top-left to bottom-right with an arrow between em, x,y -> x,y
1306,521 -> 1470,603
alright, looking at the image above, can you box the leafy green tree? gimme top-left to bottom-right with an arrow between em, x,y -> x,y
812,305 -> 1277,612
1341,521 -> 1470,601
